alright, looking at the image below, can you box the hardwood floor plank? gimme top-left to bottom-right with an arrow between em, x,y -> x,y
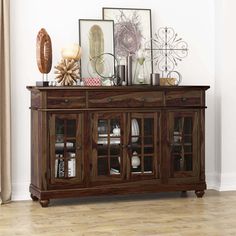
1,190 -> 236,236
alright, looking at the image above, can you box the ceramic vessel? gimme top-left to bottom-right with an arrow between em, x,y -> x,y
131,151 -> 140,168
113,126 -> 120,136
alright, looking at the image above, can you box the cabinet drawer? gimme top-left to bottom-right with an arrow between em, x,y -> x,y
88,91 -> 163,108
47,91 -> 86,108
165,90 -> 202,106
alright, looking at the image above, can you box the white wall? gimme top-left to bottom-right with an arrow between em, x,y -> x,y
10,0 -> 216,200
215,0 -> 236,190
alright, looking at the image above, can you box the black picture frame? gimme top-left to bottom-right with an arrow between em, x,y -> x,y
78,19 -> 115,79
102,7 -> 153,84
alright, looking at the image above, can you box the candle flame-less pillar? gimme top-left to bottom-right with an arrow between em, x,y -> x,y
116,65 -> 125,85
126,53 -> 132,85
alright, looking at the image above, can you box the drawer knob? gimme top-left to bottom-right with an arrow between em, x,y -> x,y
64,99 -> 69,103
181,97 -> 187,102
141,98 -> 145,102
107,98 -> 112,102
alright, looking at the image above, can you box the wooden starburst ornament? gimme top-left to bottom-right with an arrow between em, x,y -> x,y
54,59 -> 80,86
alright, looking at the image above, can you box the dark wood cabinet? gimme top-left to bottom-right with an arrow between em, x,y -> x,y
27,85 -> 209,207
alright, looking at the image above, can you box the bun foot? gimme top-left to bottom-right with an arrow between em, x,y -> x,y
181,191 -> 188,197
195,190 -> 205,198
40,199 -> 50,207
30,194 -> 38,201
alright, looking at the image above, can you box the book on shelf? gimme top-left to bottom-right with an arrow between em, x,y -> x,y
55,154 -> 76,178
55,154 -> 64,178
68,158 -> 76,177
58,159 -> 64,177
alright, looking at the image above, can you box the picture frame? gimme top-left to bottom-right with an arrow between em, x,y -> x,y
102,7 -> 153,84
79,19 -> 115,79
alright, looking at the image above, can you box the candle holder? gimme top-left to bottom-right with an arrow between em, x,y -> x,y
61,44 -> 82,61
133,52 -> 149,84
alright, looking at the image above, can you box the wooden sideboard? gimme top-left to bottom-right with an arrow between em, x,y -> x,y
27,85 -> 209,207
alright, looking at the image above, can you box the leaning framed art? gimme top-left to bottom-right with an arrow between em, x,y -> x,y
102,7 -> 153,84
79,19 -> 115,78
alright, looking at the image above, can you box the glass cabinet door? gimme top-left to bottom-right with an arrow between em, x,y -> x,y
49,114 -> 83,185
168,111 -> 199,178
91,112 -> 125,182
127,113 -> 159,180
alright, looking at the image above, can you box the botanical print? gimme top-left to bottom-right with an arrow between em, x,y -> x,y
89,25 -> 104,75
103,8 -> 153,83
79,19 -> 114,78
114,10 -> 143,57
103,8 -> 152,58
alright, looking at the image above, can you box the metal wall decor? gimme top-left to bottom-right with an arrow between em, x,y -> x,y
94,52 -> 119,85
93,53 -> 118,79
145,27 -> 188,85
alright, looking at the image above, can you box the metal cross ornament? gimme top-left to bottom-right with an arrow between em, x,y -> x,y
145,27 -> 189,84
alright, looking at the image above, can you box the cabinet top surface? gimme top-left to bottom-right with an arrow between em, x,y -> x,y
27,85 -> 210,91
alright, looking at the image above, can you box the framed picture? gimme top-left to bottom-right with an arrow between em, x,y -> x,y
79,19 -> 115,78
102,7 -> 153,84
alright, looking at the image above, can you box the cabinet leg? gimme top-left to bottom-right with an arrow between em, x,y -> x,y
30,194 -> 38,201
181,191 -> 188,197
195,190 -> 205,198
39,199 -> 50,207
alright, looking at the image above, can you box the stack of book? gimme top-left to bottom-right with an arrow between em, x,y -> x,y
55,152 -> 76,178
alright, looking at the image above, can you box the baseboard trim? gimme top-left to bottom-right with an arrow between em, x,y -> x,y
12,182 -> 31,201
206,172 -> 221,190
11,173 -> 236,201
218,173 -> 236,191
206,172 -> 236,191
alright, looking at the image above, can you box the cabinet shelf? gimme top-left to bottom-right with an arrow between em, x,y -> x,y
131,171 -> 153,175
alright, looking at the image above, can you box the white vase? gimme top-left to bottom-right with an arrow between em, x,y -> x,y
113,126 -> 120,136
131,151 -> 140,168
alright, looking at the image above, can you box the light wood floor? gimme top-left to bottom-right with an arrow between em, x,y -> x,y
1,190 -> 236,236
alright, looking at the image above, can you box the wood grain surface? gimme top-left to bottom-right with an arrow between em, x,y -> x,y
1,190 -> 236,235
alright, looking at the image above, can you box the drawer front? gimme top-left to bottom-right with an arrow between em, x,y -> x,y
166,90 -> 202,106
47,91 -> 86,108
31,90 -> 41,108
88,91 -> 163,108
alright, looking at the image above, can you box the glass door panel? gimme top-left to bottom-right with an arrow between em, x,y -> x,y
91,113 -> 124,181
129,113 -> 159,179
169,111 -> 198,178
50,114 -> 82,184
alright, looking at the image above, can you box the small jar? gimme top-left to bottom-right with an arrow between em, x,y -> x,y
131,151 -> 140,168
112,126 -> 120,136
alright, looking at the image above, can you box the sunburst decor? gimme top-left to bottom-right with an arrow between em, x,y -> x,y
54,59 -> 80,86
